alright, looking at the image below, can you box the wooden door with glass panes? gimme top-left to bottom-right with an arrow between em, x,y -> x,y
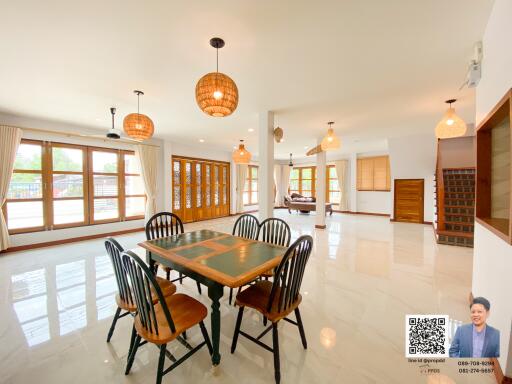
172,156 -> 230,223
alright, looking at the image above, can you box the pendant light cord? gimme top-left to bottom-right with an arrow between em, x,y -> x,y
216,47 -> 219,73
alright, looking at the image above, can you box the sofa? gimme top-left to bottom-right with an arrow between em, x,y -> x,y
284,193 -> 333,215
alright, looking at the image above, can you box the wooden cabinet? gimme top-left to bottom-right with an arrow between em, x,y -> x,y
476,88 -> 512,243
172,156 -> 230,223
394,179 -> 424,223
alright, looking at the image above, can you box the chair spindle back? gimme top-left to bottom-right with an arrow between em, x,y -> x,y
146,212 -> 184,241
105,238 -> 133,307
259,218 -> 291,247
121,250 -> 176,335
267,235 -> 313,314
232,214 -> 260,240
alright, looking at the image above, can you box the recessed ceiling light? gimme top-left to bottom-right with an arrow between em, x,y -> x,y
248,128 -> 254,132
304,146 -> 309,149
199,139 -> 205,143
233,145 -> 237,149
280,139 -> 285,142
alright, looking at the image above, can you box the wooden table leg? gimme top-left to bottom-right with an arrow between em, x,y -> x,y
208,283 -> 224,366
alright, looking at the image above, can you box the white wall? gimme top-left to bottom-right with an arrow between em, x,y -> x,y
473,0 -> 512,374
439,136 -> 476,169
0,112 -> 162,247
388,134 -> 436,223
357,191 -> 391,214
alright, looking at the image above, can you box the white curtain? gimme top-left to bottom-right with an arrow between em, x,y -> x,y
273,164 -> 282,206
135,145 -> 159,222
280,165 -> 292,205
334,160 -> 348,211
0,126 -> 22,251
236,164 -> 248,213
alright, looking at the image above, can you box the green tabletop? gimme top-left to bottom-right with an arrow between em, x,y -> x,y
139,229 -> 286,288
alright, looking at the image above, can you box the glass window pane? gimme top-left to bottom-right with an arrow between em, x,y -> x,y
251,167 -> 258,178
302,180 -> 312,190
92,151 -> 118,173
7,201 -> 44,229
186,186 -> 191,208
302,168 -> 312,178
173,161 -> 181,185
173,187 -> 181,210
289,180 -> 299,190
125,175 -> 144,195
14,143 -> 42,170
251,181 -> 258,191
329,180 -> 339,191
8,173 -> 42,199
290,169 -> 299,179
53,174 -> 83,198
243,192 -> 249,205
330,192 -> 340,203
124,154 -> 140,174
302,190 -> 312,197
52,147 -> 83,172
196,185 -> 202,207
126,196 -> 145,217
94,198 -> 118,220
329,167 -> 337,178
251,191 -> 258,203
93,175 -> 118,196
223,185 -> 227,204
185,163 -> 192,184
53,200 -> 84,224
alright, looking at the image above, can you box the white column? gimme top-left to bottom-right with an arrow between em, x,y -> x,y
349,153 -> 358,213
258,111 -> 275,221
315,139 -> 327,228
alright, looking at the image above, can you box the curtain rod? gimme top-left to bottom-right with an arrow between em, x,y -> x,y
10,125 -> 160,148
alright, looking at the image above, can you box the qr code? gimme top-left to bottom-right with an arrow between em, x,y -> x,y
405,315 -> 449,357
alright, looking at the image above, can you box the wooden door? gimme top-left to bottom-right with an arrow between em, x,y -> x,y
172,156 -> 230,223
394,179 -> 424,223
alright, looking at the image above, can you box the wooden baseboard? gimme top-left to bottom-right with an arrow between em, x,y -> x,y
333,210 -> 390,217
390,218 -> 432,225
1,227 -> 145,254
315,224 -> 326,229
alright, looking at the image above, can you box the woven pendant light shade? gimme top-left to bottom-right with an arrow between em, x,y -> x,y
123,113 -> 154,140
321,122 -> 341,151
435,101 -> 467,139
232,140 -> 251,164
195,72 -> 238,117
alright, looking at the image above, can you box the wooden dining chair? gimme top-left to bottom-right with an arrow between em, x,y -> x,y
258,217 -> 292,285
231,235 -> 313,384
104,238 -> 177,343
146,212 -> 202,294
122,250 -> 212,384
229,214 -> 260,304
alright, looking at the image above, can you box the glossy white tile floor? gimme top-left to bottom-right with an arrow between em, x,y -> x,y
0,211 -> 495,383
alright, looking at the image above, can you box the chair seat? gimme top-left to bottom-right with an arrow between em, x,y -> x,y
115,276 -> 177,312
235,280 -> 301,323
134,293 -> 208,345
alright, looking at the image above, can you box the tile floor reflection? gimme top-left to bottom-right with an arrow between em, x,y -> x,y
0,211 -> 494,383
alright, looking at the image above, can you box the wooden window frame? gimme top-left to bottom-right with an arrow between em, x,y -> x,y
122,150 -> 146,221
244,165 -> 258,206
326,165 -> 340,204
49,142 -> 89,230
289,166 -> 316,197
357,156 -> 391,192
3,140 -> 145,235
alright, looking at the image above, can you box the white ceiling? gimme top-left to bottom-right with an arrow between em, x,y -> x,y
0,0 -> 494,159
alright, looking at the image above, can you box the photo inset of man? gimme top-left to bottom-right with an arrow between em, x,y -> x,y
449,297 -> 500,358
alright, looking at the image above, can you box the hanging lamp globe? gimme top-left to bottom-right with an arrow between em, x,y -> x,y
321,122 -> 341,150
435,99 -> 467,139
123,90 -> 154,141
195,38 -> 239,117
232,140 -> 251,164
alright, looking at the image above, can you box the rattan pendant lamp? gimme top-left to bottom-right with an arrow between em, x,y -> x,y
123,90 -> 154,141
232,140 -> 251,164
321,121 -> 341,150
435,99 -> 467,139
195,37 -> 239,117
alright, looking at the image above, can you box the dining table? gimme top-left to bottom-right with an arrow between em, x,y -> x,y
138,229 -> 287,368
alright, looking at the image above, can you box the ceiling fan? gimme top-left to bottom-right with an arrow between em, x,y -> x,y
79,107 -> 142,143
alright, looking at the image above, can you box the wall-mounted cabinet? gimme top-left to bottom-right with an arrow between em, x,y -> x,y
476,88 -> 512,243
